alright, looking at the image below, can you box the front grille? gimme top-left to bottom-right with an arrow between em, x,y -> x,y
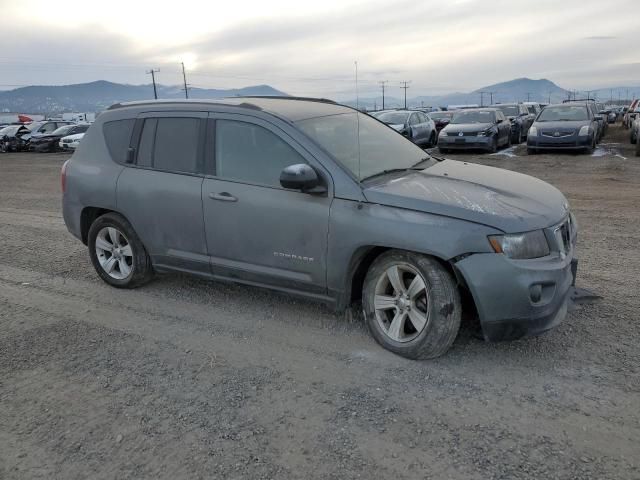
541,130 -> 575,138
449,131 -> 478,137
62,139 -> 72,143
538,142 -> 577,147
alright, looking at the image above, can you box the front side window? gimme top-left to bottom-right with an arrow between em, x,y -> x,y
215,120 -> 305,187
135,117 -> 200,173
296,112 -> 434,181
40,123 -> 57,133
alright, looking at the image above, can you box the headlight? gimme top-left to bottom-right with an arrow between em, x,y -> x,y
529,126 -> 538,136
488,230 -> 550,259
477,129 -> 491,137
578,126 -> 590,136
439,131 -> 448,137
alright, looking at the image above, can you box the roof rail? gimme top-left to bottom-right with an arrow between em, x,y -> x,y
562,98 -> 596,103
237,95 -> 337,104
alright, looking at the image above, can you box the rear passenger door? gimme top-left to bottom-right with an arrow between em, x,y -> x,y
201,113 -> 331,294
116,112 -> 210,273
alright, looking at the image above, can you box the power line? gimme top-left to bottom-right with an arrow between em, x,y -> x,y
146,68 -> 160,99
400,80 -> 411,109
379,80 -> 389,110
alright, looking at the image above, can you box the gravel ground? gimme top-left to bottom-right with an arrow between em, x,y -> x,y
0,125 -> 638,479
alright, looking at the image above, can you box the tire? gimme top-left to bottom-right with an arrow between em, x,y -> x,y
87,212 -> 153,288
584,137 -> 595,155
428,131 -> 437,147
520,127 -> 527,143
488,136 -> 498,153
636,138 -> 640,157
362,250 -> 461,360
631,131 -> 637,144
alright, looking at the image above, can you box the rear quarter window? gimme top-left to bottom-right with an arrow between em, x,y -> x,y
103,119 -> 135,164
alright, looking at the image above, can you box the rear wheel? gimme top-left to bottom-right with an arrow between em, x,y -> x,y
88,213 -> 154,288
428,131 -> 437,147
363,251 -> 461,359
584,136 -> 595,155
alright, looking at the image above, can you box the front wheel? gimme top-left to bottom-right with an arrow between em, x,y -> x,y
88,212 -> 154,288
488,136 -> 498,153
363,251 -> 461,359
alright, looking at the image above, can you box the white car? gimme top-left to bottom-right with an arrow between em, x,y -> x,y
59,132 -> 85,150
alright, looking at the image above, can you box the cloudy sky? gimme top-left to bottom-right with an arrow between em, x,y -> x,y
1,0 -> 638,98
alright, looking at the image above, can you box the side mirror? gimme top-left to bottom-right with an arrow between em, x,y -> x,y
280,164 -> 325,193
496,119 -> 503,124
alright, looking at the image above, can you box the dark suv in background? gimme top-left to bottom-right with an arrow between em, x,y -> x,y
527,103 -> 599,154
62,97 -> 577,359
492,103 -> 534,144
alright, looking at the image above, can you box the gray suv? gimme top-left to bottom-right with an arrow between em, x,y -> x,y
62,97 -> 578,359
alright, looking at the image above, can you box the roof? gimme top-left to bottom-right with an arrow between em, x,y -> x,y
108,96 -> 353,122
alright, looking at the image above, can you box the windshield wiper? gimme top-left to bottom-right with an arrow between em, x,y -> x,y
411,156 -> 436,168
361,167 -> 423,182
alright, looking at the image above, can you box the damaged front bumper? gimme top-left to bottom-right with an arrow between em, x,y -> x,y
455,251 -> 577,342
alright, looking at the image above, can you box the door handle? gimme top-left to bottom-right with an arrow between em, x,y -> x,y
209,192 -> 238,202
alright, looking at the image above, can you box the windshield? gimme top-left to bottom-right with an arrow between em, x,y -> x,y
526,105 -> 537,114
537,106 -> 588,122
296,112 -> 434,181
495,105 -> 519,116
26,122 -> 44,132
451,110 -> 496,124
52,125 -> 75,136
377,112 -> 410,125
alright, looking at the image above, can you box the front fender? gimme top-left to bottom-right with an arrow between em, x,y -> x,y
327,198 -> 500,302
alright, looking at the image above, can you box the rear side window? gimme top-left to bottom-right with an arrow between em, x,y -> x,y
103,119 -> 135,164
215,120 -> 305,187
135,117 -> 200,174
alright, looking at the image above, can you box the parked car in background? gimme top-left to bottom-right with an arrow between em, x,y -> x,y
30,123 -> 90,152
59,132 -> 86,150
428,111 -> 454,132
631,112 -> 640,144
523,102 -> 542,116
623,99 -> 639,129
377,110 -> 438,147
23,120 -> 74,141
0,125 -> 31,152
493,103 -> 534,143
62,97 -> 578,359
635,117 -> 640,157
438,108 -> 511,153
527,103 -> 598,154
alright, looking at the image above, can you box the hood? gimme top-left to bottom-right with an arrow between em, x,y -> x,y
362,159 -> 568,232
444,122 -> 493,133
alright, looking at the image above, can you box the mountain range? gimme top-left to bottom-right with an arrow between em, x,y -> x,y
0,78 -> 637,114
345,78 -> 639,110
0,81 -> 287,114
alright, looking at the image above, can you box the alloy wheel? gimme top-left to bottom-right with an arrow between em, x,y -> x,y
95,227 -> 134,280
373,264 -> 430,343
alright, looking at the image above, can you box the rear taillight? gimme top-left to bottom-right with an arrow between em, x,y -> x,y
61,159 -> 69,193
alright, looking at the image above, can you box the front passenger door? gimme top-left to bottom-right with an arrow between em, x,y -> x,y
202,115 -> 332,294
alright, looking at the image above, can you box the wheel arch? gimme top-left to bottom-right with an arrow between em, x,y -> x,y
343,245 -> 476,314
80,207 -> 134,245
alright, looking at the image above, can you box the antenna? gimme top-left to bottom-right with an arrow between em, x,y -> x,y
181,62 -> 190,99
355,61 -> 359,111
379,80 -> 389,110
146,68 -> 160,99
400,80 -> 411,109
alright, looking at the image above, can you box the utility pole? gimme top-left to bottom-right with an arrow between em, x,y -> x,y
479,91 -> 485,107
146,68 -> 160,99
378,80 -> 388,110
525,92 -> 532,102
181,62 -> 190,99
400,81 -> 411,109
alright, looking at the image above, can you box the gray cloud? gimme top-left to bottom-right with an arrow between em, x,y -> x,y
0,0 -> 638,98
